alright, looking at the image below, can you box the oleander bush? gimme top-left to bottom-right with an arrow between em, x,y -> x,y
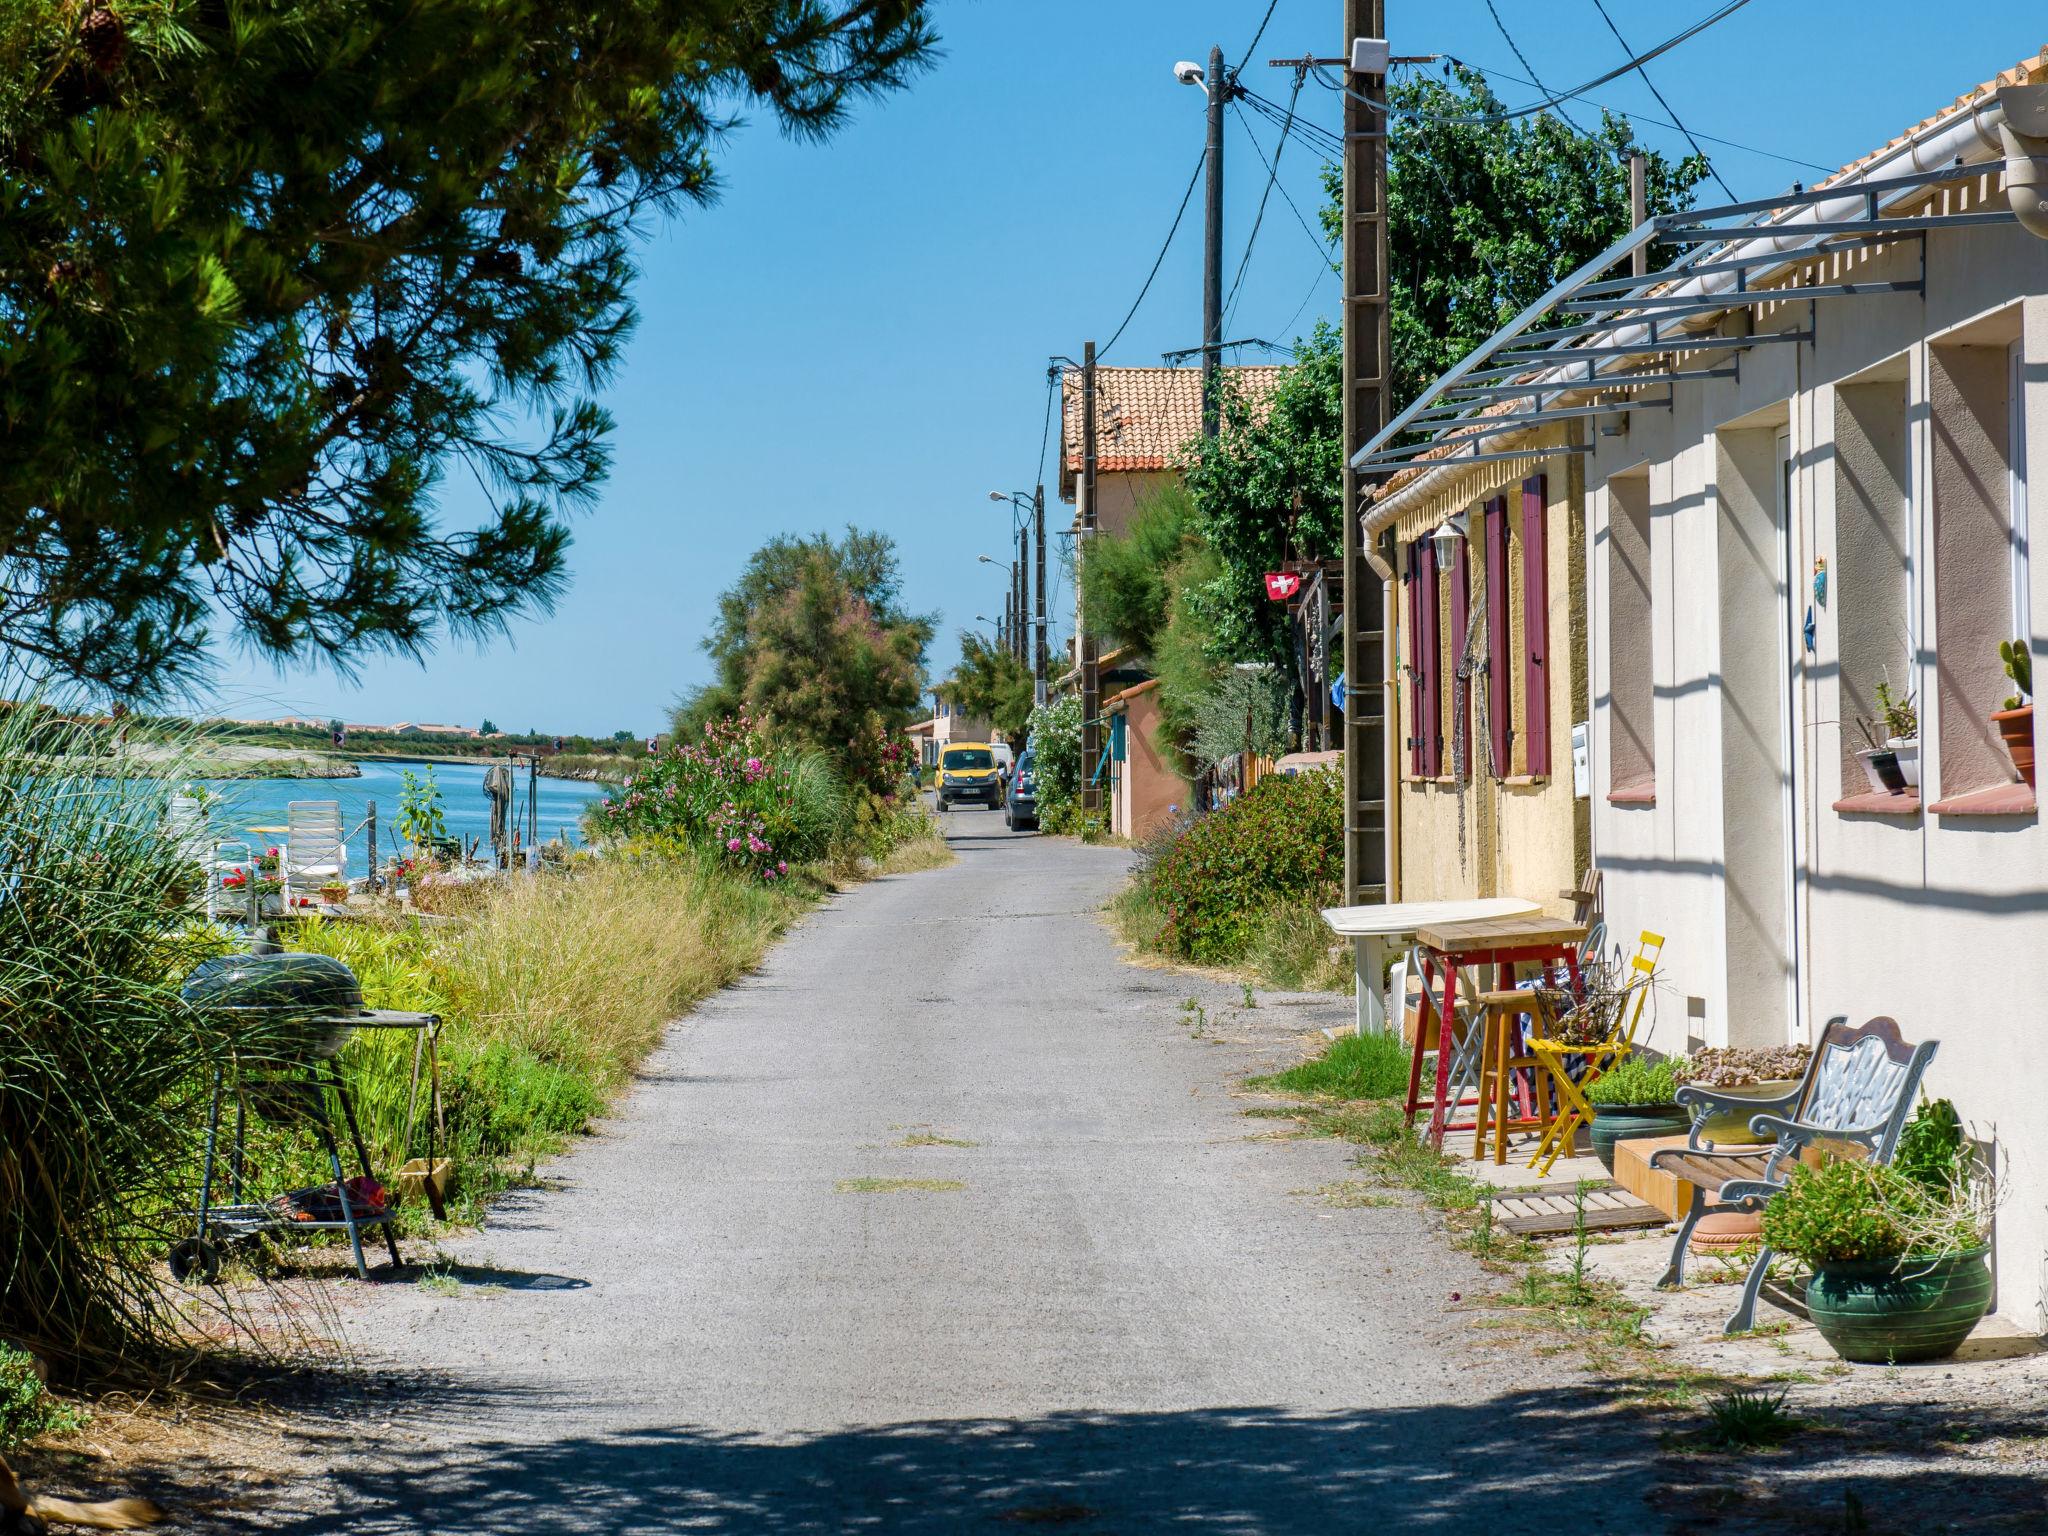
1143,768 -> 1344,964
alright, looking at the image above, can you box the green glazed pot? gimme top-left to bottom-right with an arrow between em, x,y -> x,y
1692,1079 -> 1801,1144
1805,1246 -> 1993,1364
1587,1102 -> 1691,1173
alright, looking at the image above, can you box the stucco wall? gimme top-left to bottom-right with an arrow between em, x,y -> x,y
1111,687 -> 1188,841
1585,227 -> 2048,1330
1832,377 -> 1913,793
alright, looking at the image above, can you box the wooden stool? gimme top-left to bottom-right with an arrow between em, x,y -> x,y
1472,990 -> 1555,1165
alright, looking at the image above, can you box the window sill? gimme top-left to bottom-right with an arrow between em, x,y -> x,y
1504,774 -> 1550,787
1928,783 -> 2037,818
1832,790 -> 1920,817
1606,781 -> 1656,807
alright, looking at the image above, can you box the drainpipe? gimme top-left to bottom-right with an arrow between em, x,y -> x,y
1997,84 -> 2048,238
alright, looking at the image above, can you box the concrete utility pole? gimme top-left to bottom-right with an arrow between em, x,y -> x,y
1202,42 -> 1226,438
1033,482 -> 1048,705
1016,521 -> 1030,663
1341,0 -> 1391,905
1080,341 -> 1102,815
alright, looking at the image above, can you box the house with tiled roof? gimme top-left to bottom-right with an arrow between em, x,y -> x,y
1056,365 -> 1286,838
1360,50 -> 2048,1330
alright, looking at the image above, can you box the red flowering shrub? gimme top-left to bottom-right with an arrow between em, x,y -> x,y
1146,768 -> 1343,963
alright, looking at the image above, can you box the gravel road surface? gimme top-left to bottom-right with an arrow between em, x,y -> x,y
235,814 -> 1679,1534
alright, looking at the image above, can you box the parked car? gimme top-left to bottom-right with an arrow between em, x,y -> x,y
934,742 -> 1004,812
1005,748 -> 1038,831
990,741 -> 1014,773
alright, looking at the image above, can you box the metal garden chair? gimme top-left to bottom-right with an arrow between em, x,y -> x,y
283,799 -> 347,906
1524,930 -> 1665,1176
1652,1014 -> 1937,1333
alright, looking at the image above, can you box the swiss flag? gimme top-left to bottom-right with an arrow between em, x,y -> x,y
1264,570 -> 1301,601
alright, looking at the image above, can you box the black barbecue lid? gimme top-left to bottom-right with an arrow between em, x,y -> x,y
182,951 -> 365,1014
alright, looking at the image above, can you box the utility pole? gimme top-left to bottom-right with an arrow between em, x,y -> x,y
1340,0 -> 1391,905
1202,42 -> 1226,438
1080,341 -> 1101,816
1629,151 -> 1649,277
1033,482 -> 1048,705
1015,520 -> 1030,663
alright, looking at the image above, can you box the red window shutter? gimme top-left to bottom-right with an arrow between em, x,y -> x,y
1484,496 -> 1512,773
1521,476 -> 1551,777
1418,538 -> 1442,777
1405,545 -> 1423,776
1449,531 -> 1471,780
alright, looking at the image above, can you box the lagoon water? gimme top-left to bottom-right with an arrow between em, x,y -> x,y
192,758 -> 610,858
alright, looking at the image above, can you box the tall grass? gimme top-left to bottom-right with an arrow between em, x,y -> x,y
0,704 -> 303,1381
285,850 -> 803,1213
1248,1031 -> 1412,1100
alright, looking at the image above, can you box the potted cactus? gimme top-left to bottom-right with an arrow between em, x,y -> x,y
1992,638 -> 2033,787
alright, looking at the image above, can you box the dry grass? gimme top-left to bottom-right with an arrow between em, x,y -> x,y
834,1177 -> 965,1194
424,853 -> 797,1101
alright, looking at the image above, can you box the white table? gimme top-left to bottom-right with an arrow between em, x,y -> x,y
1321,897 -> 1543,1035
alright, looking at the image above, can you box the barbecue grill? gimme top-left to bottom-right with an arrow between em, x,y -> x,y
171,951 -> 441,1284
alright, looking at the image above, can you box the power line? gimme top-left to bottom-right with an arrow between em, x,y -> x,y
1588,0 -> 1735,200
1274,250 -> 1338,343
1098,149 -> 1206,361
1314,0 -> 1757,126
1224,66 -> 1306,331
1035,364 -> 1057,488
1227,101 -> 1334,268
1238,0 -> 1281,66
1482,0 -> 1586,135
1236,84 -> 1342,157
1414,56 -> 1834,174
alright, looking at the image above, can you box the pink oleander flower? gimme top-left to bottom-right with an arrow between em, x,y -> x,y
726,837 -> 742,852
776,860 -> 787,874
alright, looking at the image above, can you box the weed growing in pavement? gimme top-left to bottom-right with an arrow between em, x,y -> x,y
417,1259 -> 463,1298
834,1178 -> 965,1194
1240,980 -> 1257,1009
1304,1180 -> 1401,1209
1178,997 -> 1208,1037
896,1132 -> 978,1148
1703,1386 -> 1802,1449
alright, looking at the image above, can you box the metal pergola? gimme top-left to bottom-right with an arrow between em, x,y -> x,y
1352,159 -> 2024,476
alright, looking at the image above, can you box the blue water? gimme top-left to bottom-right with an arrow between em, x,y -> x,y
191,759 -> 609,860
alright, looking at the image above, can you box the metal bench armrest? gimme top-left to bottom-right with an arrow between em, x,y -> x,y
1744,1114 -> 1886,1155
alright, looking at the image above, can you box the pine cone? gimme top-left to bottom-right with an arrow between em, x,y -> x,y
80,6 -> 125,74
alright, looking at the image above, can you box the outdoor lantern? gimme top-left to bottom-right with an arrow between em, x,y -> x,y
1431,510 -> 1469,568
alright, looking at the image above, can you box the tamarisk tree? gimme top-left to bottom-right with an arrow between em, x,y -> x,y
0,0 -> 933,695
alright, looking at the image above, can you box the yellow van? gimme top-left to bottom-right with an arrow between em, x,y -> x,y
935,742 -> 1004,813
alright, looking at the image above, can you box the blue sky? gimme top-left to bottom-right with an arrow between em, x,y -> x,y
204,1 -> 2046,735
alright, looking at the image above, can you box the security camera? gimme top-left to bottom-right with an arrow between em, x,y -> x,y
1173,60 -> 1205,86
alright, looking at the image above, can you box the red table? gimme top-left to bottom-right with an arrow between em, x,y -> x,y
1404,914 -> 1587,1150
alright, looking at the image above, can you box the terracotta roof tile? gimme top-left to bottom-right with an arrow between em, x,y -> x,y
1059,366 -> 1286,500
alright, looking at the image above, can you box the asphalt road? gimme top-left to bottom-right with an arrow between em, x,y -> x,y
250,811 -> 1676,1534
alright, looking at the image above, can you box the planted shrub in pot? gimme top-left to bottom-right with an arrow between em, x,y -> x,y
1875,680 -> 1919,790
1758,1100 -> 1991,1364
1583,1054 -> 1688,1172
1676,1045 -> 1811,1144
1992,637 -> 2034,788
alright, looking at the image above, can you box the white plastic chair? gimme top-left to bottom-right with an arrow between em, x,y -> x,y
284,800 -> 347,905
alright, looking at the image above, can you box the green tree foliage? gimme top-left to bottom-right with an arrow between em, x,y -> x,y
940,632 -> 1033,741
0,0 -> 934,696
1175,326 -> 1345,668
1078,484 -> 1198,655
1322,62 -> 1708,414
1021,691 -> 1081,817
679,527 -> 931,793
1189,666 -> 1293,773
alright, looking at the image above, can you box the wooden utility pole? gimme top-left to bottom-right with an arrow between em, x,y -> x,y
1016,521 -> 1030,664
1080,341 -> 1102,815
1033,482 -> 1048,705
1201,42 -> 1226,438
1341,0 -> 1391,905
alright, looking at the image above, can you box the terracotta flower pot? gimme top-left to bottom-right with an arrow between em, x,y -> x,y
1992,703 -> 2034,788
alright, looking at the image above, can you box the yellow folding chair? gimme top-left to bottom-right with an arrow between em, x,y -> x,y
1526,930 -> 1664,1175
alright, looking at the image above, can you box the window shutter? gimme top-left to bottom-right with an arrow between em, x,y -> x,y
1418,538 -> 1442,777
1484,495 -> 1512,773
1449,529 -> 1471,780
1521,476 -> 1551,777
1404,544 -> 1422,776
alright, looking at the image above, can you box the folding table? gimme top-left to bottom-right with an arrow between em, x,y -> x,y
1406,913 -> 1587,1150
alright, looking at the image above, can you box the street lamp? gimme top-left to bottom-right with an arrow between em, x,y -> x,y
989,487 -> 1047,699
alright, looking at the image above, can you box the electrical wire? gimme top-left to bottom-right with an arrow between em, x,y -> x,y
1223,66 -> 1305,332
1228,102 -> 1334,268
1097,149 -> 1206,361
1407,57 -> 1833,174
1482,0 -> 1587,135
1238,0 -> 1280,67
1034,363 -> 1057,489
1236,84 -> 1343,157
1274,250 -> 1338,343
1588,0 -> 1736,200
1315,0 -> 1756,126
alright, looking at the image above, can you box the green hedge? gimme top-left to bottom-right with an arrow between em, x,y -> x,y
1146,768 -> 1343,963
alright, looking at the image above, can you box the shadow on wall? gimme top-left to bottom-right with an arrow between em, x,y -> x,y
226,1388 -> 2048,1535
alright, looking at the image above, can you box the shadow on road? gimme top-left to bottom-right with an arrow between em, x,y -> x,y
245,1385 -> 2048,1534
